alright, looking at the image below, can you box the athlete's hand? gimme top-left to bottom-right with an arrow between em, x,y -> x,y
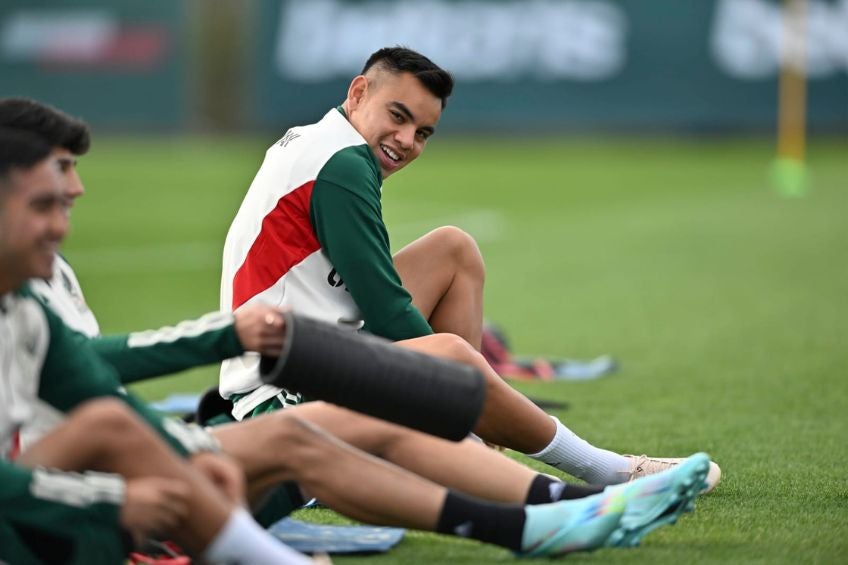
234,305 -> 287,356
190,451 -> 246,505
121,476 -> 190,548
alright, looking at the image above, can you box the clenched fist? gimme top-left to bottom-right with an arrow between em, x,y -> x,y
121,476 -> 190,547
234,305 -> 287,357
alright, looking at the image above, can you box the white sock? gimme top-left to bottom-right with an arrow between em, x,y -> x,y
205,507 -> 312,564
527,416 -> 630,485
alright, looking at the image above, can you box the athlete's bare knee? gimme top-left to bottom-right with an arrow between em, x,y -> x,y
431,226 -> 485,279
427,334 -> 489,372
273,417 -> 348,486
73,398 -> 137,434
429,226 -> 476,255
265,410 -> 312,444
270,413 -> 334,465
70,398 -> 148,450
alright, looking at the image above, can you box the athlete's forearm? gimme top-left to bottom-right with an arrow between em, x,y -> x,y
35,298 -> 215,457
92,312 -> 243,384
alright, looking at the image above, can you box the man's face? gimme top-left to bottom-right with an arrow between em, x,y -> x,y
0,158 -> 67,286
346,71 -> 442,179
52,147 -> 84,209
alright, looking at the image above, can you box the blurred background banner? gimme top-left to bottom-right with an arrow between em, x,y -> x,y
2,0 -> 846,133
258,0 -> 848,133
0,0 -> 188,129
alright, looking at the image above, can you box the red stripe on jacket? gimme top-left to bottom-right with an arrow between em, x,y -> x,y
232,181 -> 319,309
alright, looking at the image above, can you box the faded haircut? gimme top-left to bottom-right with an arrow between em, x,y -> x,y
362,46 -> 454,109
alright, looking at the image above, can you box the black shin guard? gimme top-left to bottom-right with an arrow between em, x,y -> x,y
260,312 -> 487,441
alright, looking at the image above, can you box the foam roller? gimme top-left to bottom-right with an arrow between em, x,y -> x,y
260,312 -> 486,441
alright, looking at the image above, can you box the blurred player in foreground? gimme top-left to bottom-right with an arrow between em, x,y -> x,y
1,98 -> 712,560
222,46 -> 720,489
0,127 -> 316,564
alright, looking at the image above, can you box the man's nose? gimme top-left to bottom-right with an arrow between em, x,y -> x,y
50,207 -> 69,239
396,126 -> 415,150
66,174 -> 85,199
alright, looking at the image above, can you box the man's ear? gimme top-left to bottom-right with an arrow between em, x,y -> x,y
346,75 -> 369,112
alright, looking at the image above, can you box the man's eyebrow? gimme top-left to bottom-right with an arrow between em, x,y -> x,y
390,101 -> 435,136
390,101 -> 415,121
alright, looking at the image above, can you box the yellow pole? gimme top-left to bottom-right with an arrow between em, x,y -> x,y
772,0 -> 809,197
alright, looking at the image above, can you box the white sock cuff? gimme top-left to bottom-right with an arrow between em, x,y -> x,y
206,507 -> 311,564
526,416 -> 629,484
526,415 -> 563,458
205,507 -> 243,559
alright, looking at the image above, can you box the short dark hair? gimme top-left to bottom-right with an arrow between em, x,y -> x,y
0,97 -> 90,155
362,46 -> 454,109
0,126 -> 52,189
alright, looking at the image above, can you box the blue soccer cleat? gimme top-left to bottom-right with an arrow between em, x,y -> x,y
519,488 -> 626,557
604,452 -> 711,548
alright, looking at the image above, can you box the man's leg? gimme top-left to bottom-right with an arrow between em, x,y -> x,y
17,399 -> 310,564
212,407 -> 627,556
391,227 -> 636,484
214,402 -> 604,507
397,333 -> 632,484
214,408 -> 439,529
394,226 -> 485,349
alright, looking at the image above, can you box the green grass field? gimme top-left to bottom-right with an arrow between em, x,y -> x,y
65,135 -> 847,563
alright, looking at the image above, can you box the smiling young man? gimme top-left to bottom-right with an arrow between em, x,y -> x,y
220,47 -> 721,491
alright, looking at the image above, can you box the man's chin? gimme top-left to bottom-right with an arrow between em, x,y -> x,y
381,164 -> 403,179
32,257 -> 55,279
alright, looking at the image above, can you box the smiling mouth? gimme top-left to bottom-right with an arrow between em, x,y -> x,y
40,242 -> 59,256
380,144 -> 401,164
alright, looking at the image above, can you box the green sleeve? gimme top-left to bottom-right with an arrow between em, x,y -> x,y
34,299 -> 192,457
0,461 -> 122,532
311,145 -> 433,341
90,311 -> 244,385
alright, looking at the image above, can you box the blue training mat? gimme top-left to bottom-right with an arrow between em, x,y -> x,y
269,518 -> 405,554
149,393 -> 201,414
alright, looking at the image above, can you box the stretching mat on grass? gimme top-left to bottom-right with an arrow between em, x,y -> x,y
269,518 -> 405,554
150,393 -> 200,414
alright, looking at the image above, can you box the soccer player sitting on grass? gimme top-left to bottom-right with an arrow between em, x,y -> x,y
221,46 -> 721,489
0,127 -> 317,564
2,98 -> 712,558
